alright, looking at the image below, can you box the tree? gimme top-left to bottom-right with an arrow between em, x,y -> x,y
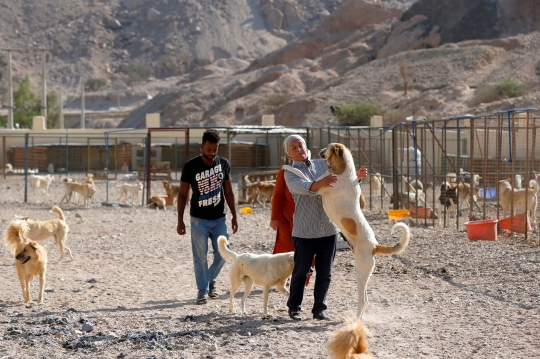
121,63 -> 151,86
46,91 -> 60,129
332,100 -> 383,126
0,53 -> 6,82
14,76 -> 41,128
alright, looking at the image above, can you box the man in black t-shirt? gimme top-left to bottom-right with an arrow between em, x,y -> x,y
177,130 -> 238,305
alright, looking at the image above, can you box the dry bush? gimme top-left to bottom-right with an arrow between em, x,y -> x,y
470,78 -> 528,106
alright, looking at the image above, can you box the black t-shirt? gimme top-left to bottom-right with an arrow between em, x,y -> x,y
180,155 -> 231,220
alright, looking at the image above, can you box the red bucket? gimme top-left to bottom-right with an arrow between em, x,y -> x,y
464,219 -> 498,241
409,207 -> 431,219
498,213 -> 532,233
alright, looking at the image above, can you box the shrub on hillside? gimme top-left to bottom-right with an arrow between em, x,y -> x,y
333,100 -> 384,126
85,78 -> 107,92
263,94 -> 287,110
471,78 -> 528,106
121,63 -> 151,86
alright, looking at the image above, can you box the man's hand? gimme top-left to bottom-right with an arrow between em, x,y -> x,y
270,219 -> 279,231
231,216 -> 238,234
177,222 -> 186,236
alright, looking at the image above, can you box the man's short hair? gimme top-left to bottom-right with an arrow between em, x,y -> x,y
202,130 -> 220,144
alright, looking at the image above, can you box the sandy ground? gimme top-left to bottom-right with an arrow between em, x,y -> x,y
0,174 -> 539,359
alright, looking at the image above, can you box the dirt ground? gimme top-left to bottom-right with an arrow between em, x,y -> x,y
0,174 -> 539,359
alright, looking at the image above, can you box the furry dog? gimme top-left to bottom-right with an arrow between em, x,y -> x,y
29,174 -> 55,196
370,173 -> 385,197
499,179 -> 539,225
390,190 -> 426,207
244,175 -> 276,208
121,171 -> 139,181
147,195 -> 167,210
60,178 -> 96,208
163,179 -> 180,206
117,181 -> 143,205
5,163 -> 14,173
438,181 -> 459,220
17,206 -> 72,262
285,143 -> 410,318
217,235 -> 294,315
5,219 -> 48,304
328,316 -> 375,359
457,182 -> 480,210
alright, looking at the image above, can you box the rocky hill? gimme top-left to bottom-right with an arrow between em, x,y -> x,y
2,0 -> 540,128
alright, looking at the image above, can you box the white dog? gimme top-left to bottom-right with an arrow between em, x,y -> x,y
29,174 -> 55,196
117,181 -> 143,205
217,236 -> 294,315
284,143 -> 410,318
499,179 -> 539,226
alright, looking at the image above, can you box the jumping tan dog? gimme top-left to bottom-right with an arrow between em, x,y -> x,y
244,175 -> 275,208
328,316 -> 375,359
5,219 -> 48,304
285,143 -> 410,318
16,206 -> 72,262
217,235 -> 294,315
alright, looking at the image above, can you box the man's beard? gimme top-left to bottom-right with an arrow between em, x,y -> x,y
203,153 -> 215,162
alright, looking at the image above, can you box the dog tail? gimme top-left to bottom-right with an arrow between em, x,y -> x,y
372,222 -> 410,256
327,316 -> 374,359
51,205 -> 65,221
244,175 -> 252,186
217,235 -> 237,260
4,219 -> 28,254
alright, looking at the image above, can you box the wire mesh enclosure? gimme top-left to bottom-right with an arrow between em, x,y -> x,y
1,110 -> 539,239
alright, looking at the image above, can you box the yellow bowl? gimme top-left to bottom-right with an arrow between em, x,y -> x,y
387,209 -> 410,225
240,207 -> 252,215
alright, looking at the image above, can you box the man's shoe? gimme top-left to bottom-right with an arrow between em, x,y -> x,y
208,283 -> 220,298
289,311 -> 302,321
196,294 -> 208,305
313,312 -> 331,320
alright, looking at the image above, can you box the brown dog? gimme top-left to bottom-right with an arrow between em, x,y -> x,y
5,219 -> 48,304
147,195 -> 167,210
328,316 -> 375,359
244,175 -> 275,208
17,206 -> 72,262
163,180 -> 180,206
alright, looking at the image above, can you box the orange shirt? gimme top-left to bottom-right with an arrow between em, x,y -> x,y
271,169 -> 295,253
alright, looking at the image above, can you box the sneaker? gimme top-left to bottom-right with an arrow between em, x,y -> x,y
196,294 -> 208,305
289,311 -> 302,321
208,283 -> 220,298
313,311 -> 331,320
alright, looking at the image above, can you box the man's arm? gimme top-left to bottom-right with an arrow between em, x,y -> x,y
223,179 -> 238,234
176,181 -> 190,235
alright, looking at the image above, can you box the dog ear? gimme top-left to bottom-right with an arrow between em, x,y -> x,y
29,241 -> 38,250
332,144 -> 344,158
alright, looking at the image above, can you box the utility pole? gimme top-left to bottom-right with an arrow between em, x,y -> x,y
7,51 -> 13,129
80,76 -> 85,129
59,86 -> 64,129
41,50 -> 47,122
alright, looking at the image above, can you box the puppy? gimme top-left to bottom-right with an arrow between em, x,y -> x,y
163,179 -> 180,206
5,219 -> 48,304
286,143 -> 410,318
147,195 -> 167,210
499,179 -> 539,225
244,175 -> 276,208
328,316 -> 375,359
117,181 -> 143,205
17,206 -> 72,262
29,174 -> 55,196
217,236 -> 294,315
60,178 -> 96,208
5,163 -> 14,173
370,173 -> 385,197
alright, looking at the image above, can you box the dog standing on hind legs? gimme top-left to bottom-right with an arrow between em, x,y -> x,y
5,219 -> 48,304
